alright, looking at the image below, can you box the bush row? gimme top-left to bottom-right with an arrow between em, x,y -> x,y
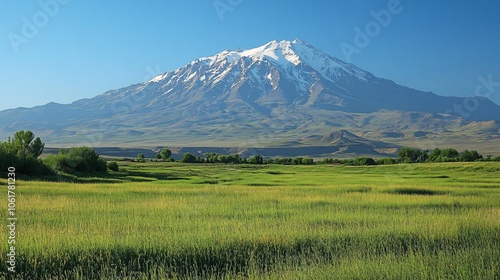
135,147 -> 499,167
1,131 -> 113,177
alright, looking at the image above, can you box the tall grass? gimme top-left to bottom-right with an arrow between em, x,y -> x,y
1,162 -> 499,279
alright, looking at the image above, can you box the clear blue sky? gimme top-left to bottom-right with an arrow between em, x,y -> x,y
1,0 -> 499,111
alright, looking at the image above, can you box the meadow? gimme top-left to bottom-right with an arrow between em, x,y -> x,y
1,162 -> 500,279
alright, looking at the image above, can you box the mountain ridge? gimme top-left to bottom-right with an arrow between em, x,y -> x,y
1,39 -> 499,156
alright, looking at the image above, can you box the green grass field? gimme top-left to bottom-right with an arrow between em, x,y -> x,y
1,162 -> 500,279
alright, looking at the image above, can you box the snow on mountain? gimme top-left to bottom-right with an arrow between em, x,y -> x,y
58,38 -> 500,123
148,39 -> 370,87
1,38 -> 500,148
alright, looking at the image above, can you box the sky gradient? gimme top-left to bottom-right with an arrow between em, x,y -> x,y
1,0 -> 499,111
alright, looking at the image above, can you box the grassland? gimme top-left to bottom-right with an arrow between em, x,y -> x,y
1,162 -> 500,279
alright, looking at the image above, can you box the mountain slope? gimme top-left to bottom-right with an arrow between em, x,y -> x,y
0,39 -> 499,153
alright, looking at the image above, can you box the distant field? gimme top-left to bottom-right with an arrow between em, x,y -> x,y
1,162 -> 500,279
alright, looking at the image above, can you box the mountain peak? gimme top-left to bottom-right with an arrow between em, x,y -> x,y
2,39 -> 500,149
148,39 -> 372,85
320,130 -> 362,144
291,38 -> 313,48
264,38 -> 308,46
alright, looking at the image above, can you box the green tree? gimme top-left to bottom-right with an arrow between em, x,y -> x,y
440,148 -> 460,161
205,152 -> 217,163
2,130 -> 44,159
228,154 -> 241,164
248,155 -> 264,164
301,158 -> 314,165
159,148 -> 172,160
428,148 -> 442,162
137,153 -> 146,162
181,152 -> 196,163
292,157 -> 303,165
355,157 -> 376,166
0,130 -> 51,176
460,150 -> 482,162
398,147 -> 428,163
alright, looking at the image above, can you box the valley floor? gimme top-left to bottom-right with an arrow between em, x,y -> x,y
1,162 -> 500,279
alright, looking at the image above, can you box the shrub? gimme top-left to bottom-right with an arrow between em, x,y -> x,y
247,155 -> 264,164
136,153 -> 146,162
273,157 -> 293,165
318,158 -> 342,164
180,153 -> 197,163
17,157 -> 54,176
301,158 -> 314,165
107,161 -> 119,172
0,149 -> 18,172
44,147 -> 107,174
398,147 -> 428,163
375,158 -> 396,165
345,157 -> 376,166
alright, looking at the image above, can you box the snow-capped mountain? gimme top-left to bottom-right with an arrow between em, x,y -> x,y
149,38 -> 370,93
1,39 -> 499,150
80,38 -> 499,119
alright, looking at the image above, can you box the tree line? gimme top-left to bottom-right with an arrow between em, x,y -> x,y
138,147 -> 499,166
310,148 -> 498,165
2,130 -> 500,177
395,147 -> 497,163
146,151 -> 314,165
